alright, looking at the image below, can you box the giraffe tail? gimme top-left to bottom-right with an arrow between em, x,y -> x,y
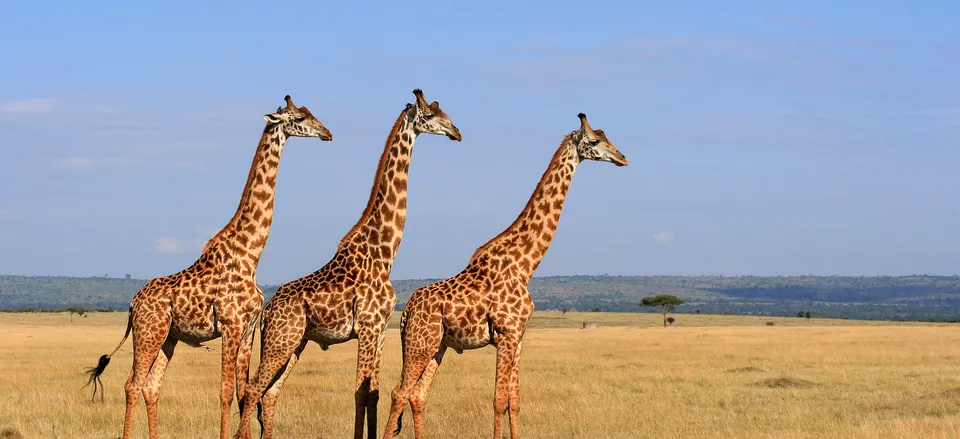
393,411 -> 404,436
83,307 -> 133,401
256,400 -> 264,439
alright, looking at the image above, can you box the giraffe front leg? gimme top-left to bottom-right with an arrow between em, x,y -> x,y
492,336 -> 520,439
219,327 -> 242,439
235,320 -> 257,416
355,322 -> 388,439
143,335 -> 178,439
507,339 -> 524,439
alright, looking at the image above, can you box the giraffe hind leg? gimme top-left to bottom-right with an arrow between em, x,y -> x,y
143,334 -> 178,439
383,354 -> 431,439
234,326 -> 305,439
410,345 -> 447,439
121,310 -> 172,439
382,326 -> 444,439
258,341 -> 306,439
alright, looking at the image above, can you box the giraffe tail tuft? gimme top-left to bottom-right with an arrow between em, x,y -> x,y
256,400 -> 264,439
393,410 -> 404,436
82,354 -> 110,390
83,307 -> 133,402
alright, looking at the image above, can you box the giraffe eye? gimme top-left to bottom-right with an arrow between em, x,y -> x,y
424,114 -> 436,120
588,139 -> 601,146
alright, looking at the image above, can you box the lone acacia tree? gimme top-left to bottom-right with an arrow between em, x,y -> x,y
640,295 -> 685,327
66,306 -> 87,322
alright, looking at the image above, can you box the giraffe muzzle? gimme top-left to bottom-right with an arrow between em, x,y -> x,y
612,152 -> 629,167
446,127 -> 462,141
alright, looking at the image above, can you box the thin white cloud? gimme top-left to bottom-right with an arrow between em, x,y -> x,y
0,98 -> 55,114
154,237 -> 185,254
653,230 -> 675,244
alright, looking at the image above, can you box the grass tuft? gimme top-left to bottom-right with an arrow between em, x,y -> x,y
753,376 -> 816,389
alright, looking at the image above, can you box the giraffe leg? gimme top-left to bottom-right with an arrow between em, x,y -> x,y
492,336 -> 520,439
382,352 -> 430,439
121,310 -> 171,439
219,326 -> 243,439
234,306 -> 306,439
354,322 -> 388,439
409,345 -> 448,439
235,318 -> 257,418
382,316 -> 443,439
258,341 -> 306,439
507,340 -> 523,439
143,334 -> 178,439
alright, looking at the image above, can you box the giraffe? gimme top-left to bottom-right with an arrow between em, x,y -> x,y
84,95 -> 333,439
233,89 -> 462,439
382,113 -> 628,439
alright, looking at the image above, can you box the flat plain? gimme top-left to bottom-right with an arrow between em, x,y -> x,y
1,311 -> 959,439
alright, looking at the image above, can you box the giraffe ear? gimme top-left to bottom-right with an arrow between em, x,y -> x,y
264,112 -> 284,124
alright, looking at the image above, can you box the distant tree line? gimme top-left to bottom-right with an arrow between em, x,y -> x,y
4,274 -> 960,322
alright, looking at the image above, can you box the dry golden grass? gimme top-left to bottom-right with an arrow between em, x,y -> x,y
1,311 -> 959,439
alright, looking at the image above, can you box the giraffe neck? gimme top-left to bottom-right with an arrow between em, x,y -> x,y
204,124 -> 287,266
341,108 -> 416,263
471,135 -> 580,282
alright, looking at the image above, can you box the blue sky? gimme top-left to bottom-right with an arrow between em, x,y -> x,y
1,1 -> 958,284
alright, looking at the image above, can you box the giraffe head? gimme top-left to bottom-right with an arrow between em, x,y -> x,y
408,88 -> 462,141
263,95 -> 333,141
571,113 -> 628,166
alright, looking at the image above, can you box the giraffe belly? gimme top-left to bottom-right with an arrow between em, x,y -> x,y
442,325 -> 490,351
170,323 -> 220,343
170,306 -> 219,342
304,324 -> 353,347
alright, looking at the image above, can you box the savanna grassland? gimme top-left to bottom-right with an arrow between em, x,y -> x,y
1,312 -> 959,439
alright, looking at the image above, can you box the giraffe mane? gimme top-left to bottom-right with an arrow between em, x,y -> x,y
340,106 -> 410,242
467,133 -> 575,262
